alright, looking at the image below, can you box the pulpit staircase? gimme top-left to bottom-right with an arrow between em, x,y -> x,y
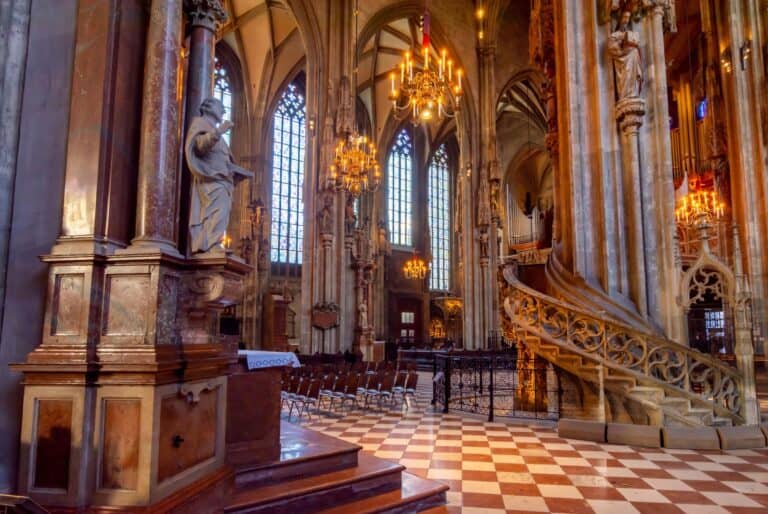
501,268 -> 745,427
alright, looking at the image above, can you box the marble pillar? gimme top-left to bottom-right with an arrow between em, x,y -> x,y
183,0 -> 226,129
12,0 -> 242,509
132,0 -> 184,254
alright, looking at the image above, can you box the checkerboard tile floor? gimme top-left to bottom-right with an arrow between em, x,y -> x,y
296,373 -> 768,514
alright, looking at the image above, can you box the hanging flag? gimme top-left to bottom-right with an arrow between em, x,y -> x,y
422,11 -> 430,48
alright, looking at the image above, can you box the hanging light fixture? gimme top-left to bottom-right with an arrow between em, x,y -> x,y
675,189 -> 725,227
329,133 -> 381,197
330,0 -> 381,197
388,5 -> 462,124
403,251 -> 429,280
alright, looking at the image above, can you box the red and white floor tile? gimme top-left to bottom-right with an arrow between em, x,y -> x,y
299,375 -> 768,514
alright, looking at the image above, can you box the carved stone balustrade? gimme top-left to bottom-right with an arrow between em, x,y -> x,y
501,267 -> 745,425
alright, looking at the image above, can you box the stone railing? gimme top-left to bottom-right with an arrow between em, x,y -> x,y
501,268 -> 744,422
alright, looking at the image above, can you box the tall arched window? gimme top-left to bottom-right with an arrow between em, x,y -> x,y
270,81 -> 306,265
387,129 -> 413,247
213,57 -> 232,143
428,144 -> 451,291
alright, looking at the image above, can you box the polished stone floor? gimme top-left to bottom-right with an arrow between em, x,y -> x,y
296,373 -> 768,514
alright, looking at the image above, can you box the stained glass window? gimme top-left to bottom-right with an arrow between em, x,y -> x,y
428,144 -> 451,291
387,130 -> 413,247
270,82 -> 306,265
213,57 -> 232,144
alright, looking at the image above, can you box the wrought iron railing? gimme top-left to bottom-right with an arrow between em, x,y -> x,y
501,268 -> 743,422
432,350 -> 560,422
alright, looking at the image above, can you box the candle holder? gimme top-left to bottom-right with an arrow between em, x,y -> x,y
388,11 -> 462,124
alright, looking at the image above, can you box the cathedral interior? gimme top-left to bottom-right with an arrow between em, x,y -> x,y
2,0 -> 768,512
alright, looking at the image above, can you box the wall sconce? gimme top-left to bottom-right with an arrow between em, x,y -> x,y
740,39 -> 752,70
308,117 -> 316,133
720,48 -> 732,74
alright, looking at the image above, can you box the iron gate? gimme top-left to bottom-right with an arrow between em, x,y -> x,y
432,350 -> 560,422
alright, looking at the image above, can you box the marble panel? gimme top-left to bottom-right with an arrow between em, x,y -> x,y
101,399 -> 141,490
33,399 -> 72,490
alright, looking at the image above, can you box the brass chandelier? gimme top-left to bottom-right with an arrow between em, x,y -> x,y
388,11 -> 463,124
403,252 -> 429,280
675,189 -> 725,226
330,0 -> 381,198
329,133 -> 381,198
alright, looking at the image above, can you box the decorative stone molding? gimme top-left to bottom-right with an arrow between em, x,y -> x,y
311,302 -> 340,330
598,0 -> 676,32
179,254 -> 251,344
184,0 -> 227,31
615,97 -> 646,133
180,380 -> 217,403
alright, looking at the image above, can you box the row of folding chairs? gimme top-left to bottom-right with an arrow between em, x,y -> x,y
281,369 -> 419,421
294,360 -> 416,379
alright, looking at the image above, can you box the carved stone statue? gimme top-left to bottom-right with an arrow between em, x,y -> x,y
344,195 -> 357,234
185,97 -> 253,253
318,193 -> 334,235
454,173 -> 464,234
607,10 -> 643,102
377,220 -> 391,256
477,169 -> 492,227
358,302 -> 368,330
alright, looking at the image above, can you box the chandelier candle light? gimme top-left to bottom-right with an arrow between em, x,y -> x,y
329,133 -> 381,197
403,251 -> 429,280
675,190 -> 725,226
329,0 -> 382,197
388,11 -> 462,123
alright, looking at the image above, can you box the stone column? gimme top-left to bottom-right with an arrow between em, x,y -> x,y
643,3 -> 683,340
477,43 -> 500,348
732,225 -> 760,424
183,0 -> 226,128
0,0 -> 30,331
132,0 -> 184,254
716,0 -> 768,354
616,98 -> 648,316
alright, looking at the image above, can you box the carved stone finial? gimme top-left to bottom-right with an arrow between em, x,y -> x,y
336,76 -> 353,136
184,0 -> 228,32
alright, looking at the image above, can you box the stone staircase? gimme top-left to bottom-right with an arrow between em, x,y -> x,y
500,268 -> 745,427
225,422 -> 447,514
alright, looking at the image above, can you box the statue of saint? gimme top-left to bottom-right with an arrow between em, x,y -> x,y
477,169 -> 491,227
358,302 -> 368,330
318,194 -> 334,235
607,10 -> 642,102
377,220 -> 391,256
344,196 -> 357,234
185,97 -> 253,253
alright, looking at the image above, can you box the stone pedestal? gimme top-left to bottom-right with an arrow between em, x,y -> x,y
12,252 -> 250,510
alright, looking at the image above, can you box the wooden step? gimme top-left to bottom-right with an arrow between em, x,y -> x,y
235,422 -> 360,488
315,472 -> 448,514
419,507 -> 451,514
225,454 -> 405,514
